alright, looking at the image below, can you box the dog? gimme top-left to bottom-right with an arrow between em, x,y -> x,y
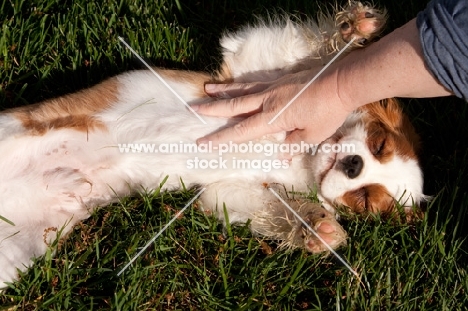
0,1 -> 424,288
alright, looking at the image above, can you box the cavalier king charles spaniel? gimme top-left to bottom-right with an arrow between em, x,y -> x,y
0,2 -> 424,287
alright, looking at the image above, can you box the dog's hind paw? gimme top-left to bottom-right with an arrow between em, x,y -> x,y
298,205 -> 348,253
335,1 -> 387,47
252,199 -> 347,254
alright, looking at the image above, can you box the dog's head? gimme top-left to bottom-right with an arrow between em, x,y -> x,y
310,98 -> 424,218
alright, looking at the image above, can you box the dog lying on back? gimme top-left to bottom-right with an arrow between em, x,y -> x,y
0,2 -> 424,288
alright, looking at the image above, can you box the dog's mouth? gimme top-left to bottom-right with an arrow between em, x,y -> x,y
318,152 -> 337,185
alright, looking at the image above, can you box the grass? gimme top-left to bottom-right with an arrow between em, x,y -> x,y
1,0 -> 468,309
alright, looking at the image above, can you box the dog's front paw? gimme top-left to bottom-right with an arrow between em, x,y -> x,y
335,1 -> 387,47
250,199 -> 347,254
299,205 -> 347,253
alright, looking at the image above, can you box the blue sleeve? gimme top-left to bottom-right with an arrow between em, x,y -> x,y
416,0 -> 468,100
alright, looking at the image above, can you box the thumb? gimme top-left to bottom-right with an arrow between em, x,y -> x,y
283,129 -> 317,157
197,109 -> 283,145
284,129 -> 309,146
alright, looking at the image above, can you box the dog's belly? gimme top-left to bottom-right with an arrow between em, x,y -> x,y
0,69 -> 311,224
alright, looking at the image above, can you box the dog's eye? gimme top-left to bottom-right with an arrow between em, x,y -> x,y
369,136 -> 386,157
367,124 -> 389,158
372,138 -> 386,156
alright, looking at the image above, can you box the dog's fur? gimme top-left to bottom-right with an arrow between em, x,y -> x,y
0,2 -> 424,288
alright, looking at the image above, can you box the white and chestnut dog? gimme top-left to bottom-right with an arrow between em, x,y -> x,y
0,2 -> 424,287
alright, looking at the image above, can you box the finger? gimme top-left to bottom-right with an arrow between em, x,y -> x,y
205,82 -> 270,98
197,111 -> 283,145
193,93 -> 263,118
283,129 -> 313,157
286,129 -> 332,146
284,129 -> 308,146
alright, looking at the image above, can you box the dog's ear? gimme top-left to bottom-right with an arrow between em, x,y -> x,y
340,184 -> 424,221
358,98 -> 405,131
340,183 -> 394,214
359,98 -> 421,158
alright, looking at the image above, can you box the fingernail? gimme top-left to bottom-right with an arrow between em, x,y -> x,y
191,104 -> 199,112
204,83 -> 217,93
196,137 -> 207,145
278,152 -> 293,161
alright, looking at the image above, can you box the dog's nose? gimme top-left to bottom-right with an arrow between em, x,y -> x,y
338,155 -> 363,179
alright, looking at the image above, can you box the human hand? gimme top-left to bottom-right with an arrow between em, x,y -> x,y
194,18 -> 454,149
194,69 -> 354,146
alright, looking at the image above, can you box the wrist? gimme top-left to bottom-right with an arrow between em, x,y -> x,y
333,18 -> 452,106
313,66 -> 360,116
333,66 -> 364,113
